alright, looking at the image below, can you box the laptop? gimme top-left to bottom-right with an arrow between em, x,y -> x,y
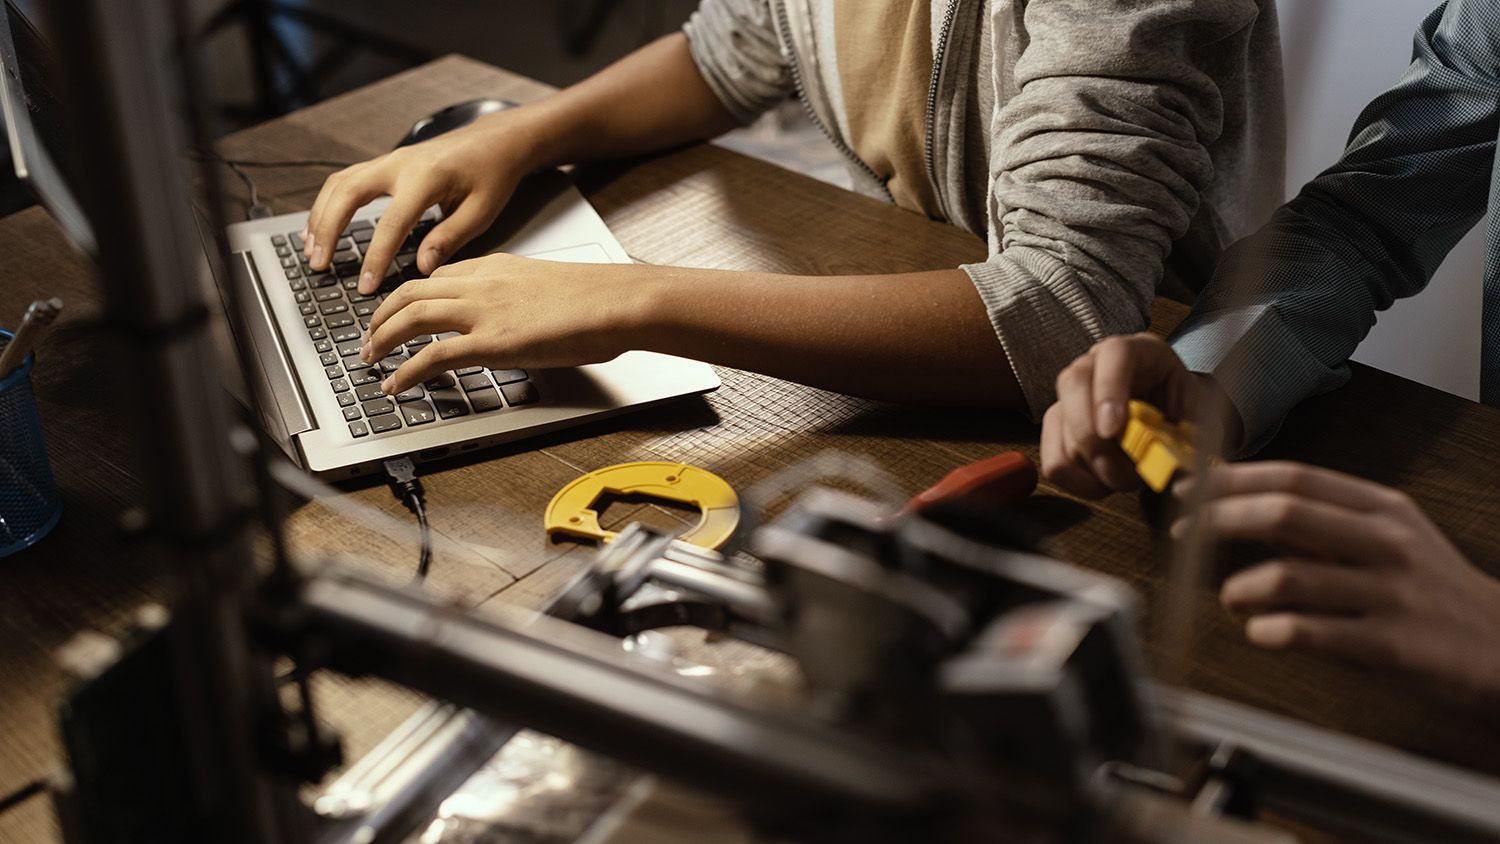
0,1 -> 719,480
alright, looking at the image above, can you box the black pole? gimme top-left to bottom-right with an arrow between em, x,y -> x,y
43,2 -> 306,841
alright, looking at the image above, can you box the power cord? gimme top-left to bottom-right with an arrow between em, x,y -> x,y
0,777 -> 47,819
383,457 -> 432,580
191,149 -> 354,221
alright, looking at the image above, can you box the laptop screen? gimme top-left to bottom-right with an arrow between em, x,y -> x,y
0,0 -> 95,252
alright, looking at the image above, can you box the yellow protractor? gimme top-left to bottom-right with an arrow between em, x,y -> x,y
543,461 -> 740,550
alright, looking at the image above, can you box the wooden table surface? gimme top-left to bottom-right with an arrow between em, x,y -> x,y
3,55 -> 1500,842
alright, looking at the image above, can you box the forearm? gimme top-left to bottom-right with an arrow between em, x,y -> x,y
504,34 -> 740,171
633,267 -> 1022,407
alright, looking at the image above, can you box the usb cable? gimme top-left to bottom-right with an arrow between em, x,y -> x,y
383,457 -> 432,580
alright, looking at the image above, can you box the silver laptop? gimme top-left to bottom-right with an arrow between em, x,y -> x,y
0,2 -> 718,480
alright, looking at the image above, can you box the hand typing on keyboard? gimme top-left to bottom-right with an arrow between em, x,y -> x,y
301,106 -> 543,295
358,253 -> 658,396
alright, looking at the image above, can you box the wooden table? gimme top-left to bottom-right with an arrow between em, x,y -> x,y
3,55 -> 1500,842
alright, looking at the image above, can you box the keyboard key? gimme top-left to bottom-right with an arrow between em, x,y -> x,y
325,315 -> 355,329
342,406 -> 362,422
355,382 -> 387,402
295,291 -> 312,304
303,315 -> 322,329
290,232 -> 306,250
455,366 -> 484,376
343,357 -> 372,373
336,236 -> 356,252
330,378 -> 350,393
348,420 -> 369,438
406,334 -> 432,348
308,326 -> 328,340
424,372 -> 456,389
359,317 -> 372,331
379,356 -> 407,374
288,277 -> 307,290
331,326 -> 361,343
501,381 -> 539,406
490,369 -> 527,384
319,301 -> 349,316
369,414 -> 402,434
276,245 -> 292,258
286,267 -> 302,280
319,352 -> 339,367
314,287 -> 343,302
299,303 -> 317,317
337,339 -> 364,357
349,369 -> 380,386
349,219 -> 374,234
310,273 -> 338,288
400,400 -> 436,426
353,301 -> 378,317
430,388 -> 468,419
362,397 -> 395,416
343,277 -> 362,291
314,338 -> 334,354
394,385 -> 426,403
337,392 -> 356,407
468,387 -> 503,412
353,228 -> 375,246
324,364 -> 343,380
458,372 -> 492,392
332,250 -> 360,274
280,256 -> 298,269
272,234 -> 288,247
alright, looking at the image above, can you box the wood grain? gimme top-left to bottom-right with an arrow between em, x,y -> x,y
3,55 -> 1499,842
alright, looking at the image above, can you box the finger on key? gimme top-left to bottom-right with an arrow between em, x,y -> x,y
359,191 -> 432,294
417,196 -> 498,275
383,333 -> 482,395
309,165 -> 388,271
365,278 -> 471,349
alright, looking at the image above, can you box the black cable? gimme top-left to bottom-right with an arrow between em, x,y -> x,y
191,148 -> 353,220
0,778 -> 47,818
383,456 -> 432,580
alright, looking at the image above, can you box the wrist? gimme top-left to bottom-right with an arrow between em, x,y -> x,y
475,105 -> 564,173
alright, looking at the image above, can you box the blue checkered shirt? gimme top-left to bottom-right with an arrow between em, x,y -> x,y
1170,0 -> 1500,449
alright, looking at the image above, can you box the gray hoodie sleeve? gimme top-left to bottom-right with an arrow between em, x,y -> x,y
963,0 -> 1264,420
683,0 -> 793,125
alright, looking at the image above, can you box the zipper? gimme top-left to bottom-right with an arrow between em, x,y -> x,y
925,0 -> 961,222
772,0 -> 893,203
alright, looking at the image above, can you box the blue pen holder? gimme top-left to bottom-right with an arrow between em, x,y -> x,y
0,329 -> 61,557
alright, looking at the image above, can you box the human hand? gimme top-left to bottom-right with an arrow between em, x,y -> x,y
1178,461 -> 1500,701
1041,333 -> 1235,499
357,253 -> 656,394
303,109 -> 544,294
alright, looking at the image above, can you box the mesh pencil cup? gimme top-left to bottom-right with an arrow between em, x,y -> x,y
0,328 -> 61,557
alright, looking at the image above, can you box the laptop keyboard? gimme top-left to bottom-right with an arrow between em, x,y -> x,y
274,214 -> 539,441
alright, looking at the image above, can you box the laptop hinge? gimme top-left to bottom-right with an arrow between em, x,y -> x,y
222,250 -> 315,448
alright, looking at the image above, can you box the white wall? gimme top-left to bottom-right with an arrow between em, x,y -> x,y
1277,0 -> 1487,400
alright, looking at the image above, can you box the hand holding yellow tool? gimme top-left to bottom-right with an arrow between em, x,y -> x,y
1118,400 -> 1217,493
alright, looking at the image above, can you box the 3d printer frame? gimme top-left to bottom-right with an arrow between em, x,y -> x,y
39,2 -> 1500,842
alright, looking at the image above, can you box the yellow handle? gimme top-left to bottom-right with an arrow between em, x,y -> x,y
1119,400 -> 1207,493
543,461 -> 740,550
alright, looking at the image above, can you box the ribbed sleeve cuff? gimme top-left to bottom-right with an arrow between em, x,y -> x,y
962,249 -> 1113,422
1170,303 -> 1351,455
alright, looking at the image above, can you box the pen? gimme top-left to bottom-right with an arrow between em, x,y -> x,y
0,297 -> 64,380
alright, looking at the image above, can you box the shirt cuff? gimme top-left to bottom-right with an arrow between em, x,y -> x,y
1170,303 -> 1351,455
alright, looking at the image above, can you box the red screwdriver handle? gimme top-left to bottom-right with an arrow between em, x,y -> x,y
903,451 -> 1038,515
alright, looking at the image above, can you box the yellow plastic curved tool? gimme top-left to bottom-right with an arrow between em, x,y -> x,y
543,461 -> 740,550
